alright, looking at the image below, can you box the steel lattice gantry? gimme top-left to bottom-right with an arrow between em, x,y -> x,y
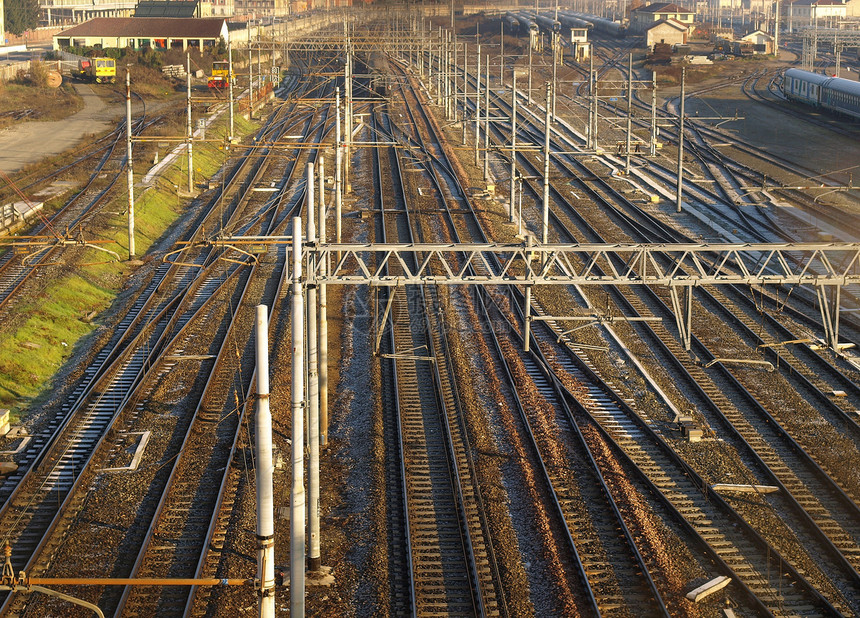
205,239 -> 860,352
802,28 -> 860,69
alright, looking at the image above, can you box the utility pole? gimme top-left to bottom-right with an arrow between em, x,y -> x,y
249,44 -> 254,120
650,71 -> 657,157
453,34 -> 458,122
591,54 -> 598,151
125,69 -> 135,260
774,0 -> 780,56
510,69 -> 518,224
318,158 -> 328,447
254,305 -> 275,618
306,162 -> 320,574
528,40 -> 533,105
483,53 -> 490,182
676,68 -> 686,214
625,52 -> 633,174
475,46 -> 481,166
335,87 -> 342,246
500,20 -> 505,88
186,53 -> 193,194
462,42 -> 468,145
228,44 -> 235,141
551,31 -> 557,120
542,82 -> 551,247
290,218 -> 305,618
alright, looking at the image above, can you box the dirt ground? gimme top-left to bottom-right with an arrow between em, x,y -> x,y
0,82 -> 123,174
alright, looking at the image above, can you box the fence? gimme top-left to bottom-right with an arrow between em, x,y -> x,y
0,61 -> 30,83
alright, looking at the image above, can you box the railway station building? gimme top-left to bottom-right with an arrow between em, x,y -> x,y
646,19 -> 689,49
52,17 -> 229,51
629,2 -> 696,33
740,30 -> 774,54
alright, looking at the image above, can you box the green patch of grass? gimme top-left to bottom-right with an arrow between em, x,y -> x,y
0,111 -> 260,418
0,276 -> 113,417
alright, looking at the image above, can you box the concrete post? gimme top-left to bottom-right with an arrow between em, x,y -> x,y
676,68 -> 685,214
453,34 -> 458,122
551,32 -> 557,120
483,53 -> 490,182
591,54 -> 598,150
319,156 -> 325,216
249,45 -> 254,119
255,305 -> 275,618
625,52 -> 632,174
462,41 -> 468,145
510,69 -> 517,224
528,41 -> 533,106
500,19 -> 505,88
650,72 -> 657,157
524,283 -> 532,352
228,44 -> 235,140
318,159 -> 328,447
290,218 -> 305,617
306,163 -> 320,573
186,53 -> 193,193
335,87 -> 342,246
126,69 -> 135,260
542,82 -> 551,247
474,46 -> 481,166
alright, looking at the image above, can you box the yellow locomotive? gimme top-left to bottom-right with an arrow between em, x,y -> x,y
208,60 -> 231,89
73,57 -> 117,84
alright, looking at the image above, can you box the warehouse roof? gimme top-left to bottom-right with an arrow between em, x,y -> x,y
634,3 -> 694,13
57,17 -> 226,39
134,1 -> 199,18
648,18 -> 689,31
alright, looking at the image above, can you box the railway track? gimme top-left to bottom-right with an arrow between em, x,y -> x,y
434,44 -> 860,612
373,101 -> 490,615
393,57 -> 680,614
0,57 -> 326,615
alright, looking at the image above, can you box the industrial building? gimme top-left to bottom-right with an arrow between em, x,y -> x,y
52,17 -> 229,50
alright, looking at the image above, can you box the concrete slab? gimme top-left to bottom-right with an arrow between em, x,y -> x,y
0,83 -> 120,174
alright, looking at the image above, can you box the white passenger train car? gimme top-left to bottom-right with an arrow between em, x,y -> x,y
783,68 -> 860,120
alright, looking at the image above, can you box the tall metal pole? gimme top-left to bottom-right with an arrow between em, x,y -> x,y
474,46 -> 481,166
126,69 -> 135,260
228,44 -> 235,140
587,52 -> 594,148
510,69 -> 517,223
774,0 -> 780,57
335,88 -> 342,246
483,53 -> 490,182
591,54 -> 598,151
528,40 -> 533,105
551,31 -> 557,120
542,82 -> 551,246
186,54 -> 193,194
462,41 -> 468,145
249,44 -> 254,120
345,48 -> 352,192
650,71 -> 657,157
453,34 -> 459,122
318,158 -> 328,447
676,68 -> 686,214
500,19 -> 504,88
255,305 -> 275,618
306,163 -> 320,574
290,217 -> 305,618
625,52 -> 633,174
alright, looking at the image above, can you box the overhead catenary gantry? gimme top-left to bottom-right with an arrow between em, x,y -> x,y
193,238 -> 860,354
801,28 -> 860,71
